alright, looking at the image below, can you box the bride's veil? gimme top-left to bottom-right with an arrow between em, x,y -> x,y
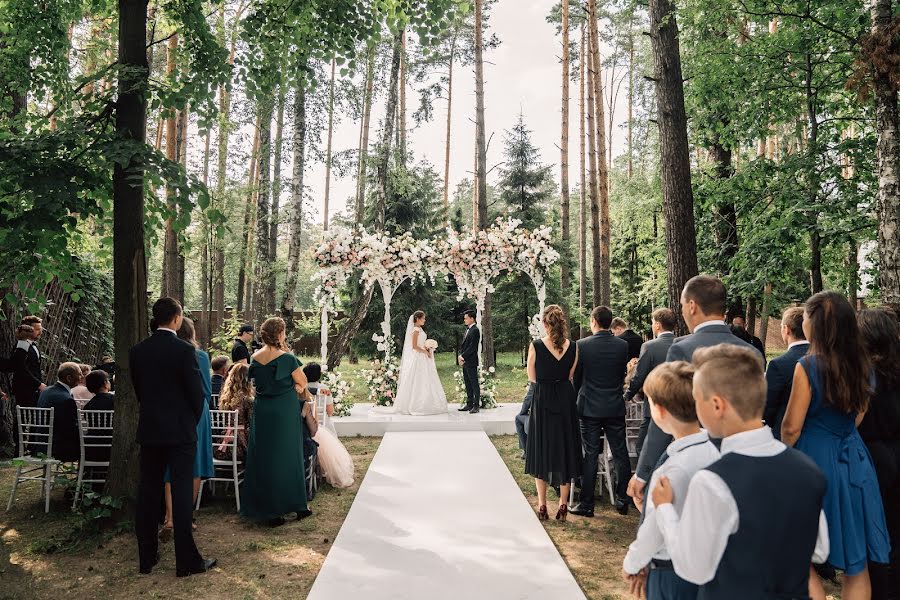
396,314 -> 416,393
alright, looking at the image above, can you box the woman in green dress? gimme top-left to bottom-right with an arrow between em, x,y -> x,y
240,317 -> 312,527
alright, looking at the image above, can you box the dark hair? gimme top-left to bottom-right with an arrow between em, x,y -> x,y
857,308 -> 900,389
239,324 -> 254,335
693,344 -> 766,420
805,291 -> 871,413
542,304 -> 569,352
152,297 -> 182,326
149,317 -> 158,332
591,306 -> 613,329
610,317 -> 628,330
413,310 -> 426,323
22,315 -> 42,326
782,307 -> 805,340
260,317 -> 286,349
730,324 -> 752,344
303,363 -> 322,383
652,308 -> 677,331
683,275 -> 727,317
85,370 -> 110,394
15,324 -> 33,341
177,317 -> 200,348
463,309 -> 476,320
644,361 -> 697,423
211,355 -> 230,372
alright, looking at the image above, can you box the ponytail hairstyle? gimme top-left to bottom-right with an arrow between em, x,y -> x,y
413,310 -> 426,325
259,317 -> 286,350
177,317 -> 200,349
542,304 -> 570,353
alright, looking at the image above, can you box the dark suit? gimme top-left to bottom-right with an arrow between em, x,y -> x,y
130,329 -> 205,574
764,342 -> 809,440
618,329 -> 644,361
210,374 -> 224,404
83,392 -> 115,462
37,382 -> 80,462
634,322 -> 761,483
515,383 -> 534,451
624,331 -> 675,457
573,331 -> 631,507
460,324 -> 481,408
11,342 -> 43,408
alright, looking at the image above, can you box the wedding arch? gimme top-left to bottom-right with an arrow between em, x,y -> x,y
313,217 -> 560,368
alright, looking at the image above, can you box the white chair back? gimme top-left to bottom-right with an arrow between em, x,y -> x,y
77,410 -> 115,464
196,409 -> 243,512
211,394 -> 220,410
16,406 -> 54,458
210,410 -> 239,463
314,393 -> 327,426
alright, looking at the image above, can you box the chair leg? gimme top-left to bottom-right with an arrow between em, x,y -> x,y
568,479 -> 575,505
195,480 -> 203,511
44,464 -> 52,513
6,465 -> 23,512
73,463 -> 85,509
233,464 -> 241,512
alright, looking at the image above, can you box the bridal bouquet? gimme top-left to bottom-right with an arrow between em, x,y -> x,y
424,339 -> 438,351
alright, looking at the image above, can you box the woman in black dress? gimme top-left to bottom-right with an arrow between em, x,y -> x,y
525,304 -> 582,522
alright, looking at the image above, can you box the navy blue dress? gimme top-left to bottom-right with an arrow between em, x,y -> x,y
795,356 -> 890,574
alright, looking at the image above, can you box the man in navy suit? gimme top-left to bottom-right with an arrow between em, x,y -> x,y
764,307 -> 809,439
37,362 -> 82,462
628,275 -> 763,509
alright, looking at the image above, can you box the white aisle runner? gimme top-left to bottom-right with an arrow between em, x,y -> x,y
307,431 -> 586,600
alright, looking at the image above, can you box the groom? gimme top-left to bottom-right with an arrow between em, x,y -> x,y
458,309 -> 481,414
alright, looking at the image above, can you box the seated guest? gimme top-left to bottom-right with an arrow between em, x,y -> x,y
612,317 -> 644,360
515,383 -> 534,459
303,363 -> 354,489
622,361 -> 719,598
215,363 -> 254,463
37,362 -> 83,462
210,355 -> 230,405
301,391 -> 320,493
763,307 -> 808,439
653,344 -> 829,598
71,364 -> 94,402
83,370 -> 115,462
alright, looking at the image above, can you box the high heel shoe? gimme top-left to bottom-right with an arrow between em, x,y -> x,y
555,504 -> 568,522
537,505 -> 549,521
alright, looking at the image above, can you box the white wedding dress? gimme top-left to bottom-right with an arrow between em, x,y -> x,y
393,316 -> 448,415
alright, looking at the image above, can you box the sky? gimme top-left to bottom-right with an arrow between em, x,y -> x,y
302,0 -> 629,227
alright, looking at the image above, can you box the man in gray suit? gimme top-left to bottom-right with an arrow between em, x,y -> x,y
624,308 -> 677,457
571,306 -> 631,517
627,275 -> 763,509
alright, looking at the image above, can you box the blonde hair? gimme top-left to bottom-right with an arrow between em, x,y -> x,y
259,317 -> 286,349
220,363 -> 253,411
643,361 -> 697,423
693,344 -> 766,420
542,304 -> 569,352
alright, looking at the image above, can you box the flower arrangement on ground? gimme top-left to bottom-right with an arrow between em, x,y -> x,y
452,366 -> 498,409
321,366 -> 353,417
360,333 -> 401,406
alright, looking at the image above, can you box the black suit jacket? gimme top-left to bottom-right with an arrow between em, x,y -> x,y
37,382 -> 80,462
618,329 -> 644,361
460,324 -> 480,367
130,330 -> 204,446
11,343 -> 43,406
764,343 -> 810,439
573,331 -> 629,418
624,332 -> 675,401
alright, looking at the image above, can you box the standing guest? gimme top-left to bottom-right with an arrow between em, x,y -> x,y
215,362 -> 254,463
764,307 -> 809,439
652,344 -> 829,598
70,364 -> 93,402
303,363 -> 354,489
782,291 -> 890,598
210,355 -> 230,403
612,317 -> 644,360
629,275 -> 760,509
83,370 -> 115,462
11,317 -> 46,408
571,306 -> 631,517
231,324 -> 254,365
624,308 -> 677,457
525,305 -> 581,523
731,314 -> 766,358
93,355 -> 116,390
161,318 -> 214,540
37,362 -> 82,462
515,383 -> 535,459
857,308 -> 900,599
130,297 -> 214,577
622,361 -> 720,599
241,317 -> 312,527
458,310 -> 481,413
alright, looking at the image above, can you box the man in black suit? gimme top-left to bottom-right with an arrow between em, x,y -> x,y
732,314 -> 766,358
764,307 -> 809,439
37,362 -> 82,462
624,308 -> 677,456
571,306 -> 631,517
231,324 -> 254,365
458,309 -> 481,414
611,317 -> 644,360
627,275 -> 763,509
11,316 -> 46,408
515,383 -> 534,458
130,297 -> 215,577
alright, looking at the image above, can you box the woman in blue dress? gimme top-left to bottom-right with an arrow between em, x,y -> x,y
782,291 -> 890,599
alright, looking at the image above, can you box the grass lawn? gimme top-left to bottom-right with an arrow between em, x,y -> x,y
0,436 -> 381,600
300,350 -> 530,406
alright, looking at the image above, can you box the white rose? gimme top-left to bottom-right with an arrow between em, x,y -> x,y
488,366 -> 496,374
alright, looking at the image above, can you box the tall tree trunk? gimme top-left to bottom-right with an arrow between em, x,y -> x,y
559,0 -> 571,298
443,37 -> 456,217
323,59 -> 336,231
253,99 -> 274,322
356,44 -> 376,224
175,106 -> 188,302
711,140 -> 739,278
648,0 -> 699,334
759,282 -> 773,349
161,35 -> 179,301
281,74 -> 307,334
237,122 -> 261,314
588,0 -> 611,306
109,0 -> 150,505
872,0 -> 900,309
586,27 -> 602,307
474,0 -> 494,369
805,53 -> 823,294
327,33 -> 404,370
579,22 -> 587,335
399,29 -> 408,160
627,26 -> 634,179
848,238 -> 859,307
201,130 -> 211,340
269,84 -> 286,313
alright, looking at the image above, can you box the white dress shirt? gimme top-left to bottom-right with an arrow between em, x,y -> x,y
16,340 -> 31,352
623,430 -> 720,574
692,319 -> 726,333
788,340 -> 810,350
656,426 -> 830,585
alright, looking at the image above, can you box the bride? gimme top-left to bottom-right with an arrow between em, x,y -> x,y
393,310 -> 448,415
